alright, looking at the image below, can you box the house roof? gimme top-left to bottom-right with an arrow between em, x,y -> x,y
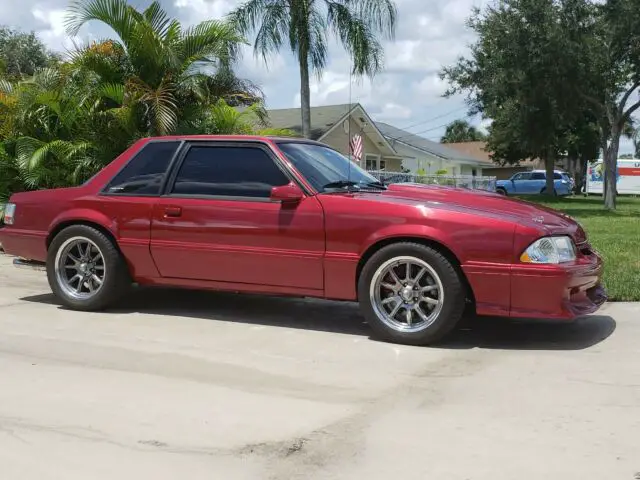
375,122 -> 484,165
266,103 -> 397,155
445,141 -> 542,168
266,104 -> 354,140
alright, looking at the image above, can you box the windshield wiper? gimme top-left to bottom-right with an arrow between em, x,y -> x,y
321,180 -> 361,191
361,180 -> 387,190
321,180 -> 387,192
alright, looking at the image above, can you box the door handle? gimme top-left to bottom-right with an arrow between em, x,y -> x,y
164,206 -> 182,218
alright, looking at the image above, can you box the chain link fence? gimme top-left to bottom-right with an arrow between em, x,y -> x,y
367,171 -> 497,192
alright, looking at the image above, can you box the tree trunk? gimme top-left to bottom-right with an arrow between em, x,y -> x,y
575,155 -> 589,195
566,155 -> 578,194
298,53 -> 312,139
544,153 -> 555,196
603,126 -> 620,210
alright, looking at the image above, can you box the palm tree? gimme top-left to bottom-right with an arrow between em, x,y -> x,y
0,67 -> 102,191
65,0 -> 247,135
440,119 -> 487,143
228,0 -> 397,138
194,98 -> 297,136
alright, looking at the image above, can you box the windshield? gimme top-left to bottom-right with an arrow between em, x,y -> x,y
277,142 -> 380,192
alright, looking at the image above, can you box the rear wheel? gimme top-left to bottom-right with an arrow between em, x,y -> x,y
357,243 -> 467,346
47,225 -> 131,310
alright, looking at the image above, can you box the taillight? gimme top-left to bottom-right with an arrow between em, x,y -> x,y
3,203 -> 16,225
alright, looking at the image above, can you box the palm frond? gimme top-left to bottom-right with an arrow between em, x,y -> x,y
252,2 -> 290,63
307,10 -> 329,74
339,0 -> 397,39
0,79 -> 13,96
131,79 -> 177,135
99,83 -> 125,104
179,20 -> 245,70
66,0 -> 137,44
227,0 -> 273,35
143,1 -> 173,39
326,1 -> 383,76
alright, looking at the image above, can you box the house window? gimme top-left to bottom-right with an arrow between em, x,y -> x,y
379,159 -> 387,171
365,154 -> 379,171
472,169 -> 477,176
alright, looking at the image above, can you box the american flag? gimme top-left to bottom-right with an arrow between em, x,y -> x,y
349,134 -> 363,163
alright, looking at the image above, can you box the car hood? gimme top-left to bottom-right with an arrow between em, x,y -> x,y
357,183 -> 586,242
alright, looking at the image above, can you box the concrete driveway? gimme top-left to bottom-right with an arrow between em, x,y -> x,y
0,253 -> 638,480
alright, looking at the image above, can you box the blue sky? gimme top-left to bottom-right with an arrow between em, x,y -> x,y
3,0 -> 635,153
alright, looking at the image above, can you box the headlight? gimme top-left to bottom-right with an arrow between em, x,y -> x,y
2,203 -> 16,225
520,236 -> 576,264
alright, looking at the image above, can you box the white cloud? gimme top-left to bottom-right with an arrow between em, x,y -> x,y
172,0 -> 236,23
31,8 -> 79,52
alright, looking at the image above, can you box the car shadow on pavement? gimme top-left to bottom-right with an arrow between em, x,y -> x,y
21,287 -> 616,351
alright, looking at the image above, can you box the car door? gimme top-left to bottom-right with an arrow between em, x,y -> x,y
530,172 -> 546,193
510,172 -> 530,194
149,141 -> 325,291
92,140 -> 184,279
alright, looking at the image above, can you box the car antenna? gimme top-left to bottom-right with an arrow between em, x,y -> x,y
347,60 -> 352,185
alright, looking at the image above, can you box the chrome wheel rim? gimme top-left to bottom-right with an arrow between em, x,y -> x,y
54,236 -> 106,300
370,256 -> 444,333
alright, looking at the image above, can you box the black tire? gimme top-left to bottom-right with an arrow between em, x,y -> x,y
357,243 -> 467,346
47,225 -> 131,311
496,188 -> 507,196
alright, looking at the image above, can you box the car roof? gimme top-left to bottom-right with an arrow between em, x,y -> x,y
141,135 -> 320,144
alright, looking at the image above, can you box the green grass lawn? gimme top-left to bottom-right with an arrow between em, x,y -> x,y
525,195 -> 640,301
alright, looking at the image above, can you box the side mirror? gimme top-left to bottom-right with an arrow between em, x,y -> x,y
270,183 -> 303,205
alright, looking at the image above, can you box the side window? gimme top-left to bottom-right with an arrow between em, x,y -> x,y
531,172 -> 545,180
512,173 -> 523,181
553,172 -> 563,179
171,145 -> 289,198
105,141 -> 179,195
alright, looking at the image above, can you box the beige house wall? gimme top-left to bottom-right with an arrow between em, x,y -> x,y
320,118 -> 385,157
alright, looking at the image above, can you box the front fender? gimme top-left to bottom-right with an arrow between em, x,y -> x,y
359,223 -> 462,260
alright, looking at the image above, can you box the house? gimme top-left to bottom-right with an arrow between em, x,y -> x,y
266,104 -> 486,174
266,103 -> 403,171
445,141 -> 554,180
375,123 -> 486,176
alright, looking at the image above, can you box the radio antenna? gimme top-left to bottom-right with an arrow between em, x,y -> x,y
347,61 -> 352,184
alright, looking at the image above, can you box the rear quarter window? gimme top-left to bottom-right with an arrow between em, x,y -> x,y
104,141 -> 180,195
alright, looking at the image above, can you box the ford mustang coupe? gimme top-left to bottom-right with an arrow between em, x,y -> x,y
0,136 -> 606,345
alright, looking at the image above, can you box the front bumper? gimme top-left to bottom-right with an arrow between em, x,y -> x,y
510,249 -> 606,319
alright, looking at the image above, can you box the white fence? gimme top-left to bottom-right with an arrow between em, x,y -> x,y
367,171 -> 497,192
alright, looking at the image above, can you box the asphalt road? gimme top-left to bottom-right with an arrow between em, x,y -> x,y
1,253 -> 639,480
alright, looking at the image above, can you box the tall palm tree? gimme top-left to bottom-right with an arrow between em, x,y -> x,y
229,0 -> 397,138
65,0 -> 247,135
440,119 -> 487,143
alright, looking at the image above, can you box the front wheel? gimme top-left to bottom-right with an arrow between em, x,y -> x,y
47,225 -> 131,311
357,243 -> 467,346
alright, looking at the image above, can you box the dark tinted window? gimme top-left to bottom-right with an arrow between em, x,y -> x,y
553,172 -> 563,179
172,146 -> 289,198
531,172 -> 545,180
513,172 -> 531,180
106,141 -> 179,195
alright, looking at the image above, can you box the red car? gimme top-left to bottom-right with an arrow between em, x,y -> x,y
0,136 -> 606,345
